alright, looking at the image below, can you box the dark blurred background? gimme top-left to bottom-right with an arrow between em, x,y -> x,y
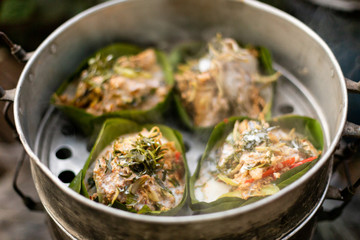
0,0 -> 108,143
0,0 -> 359,239
0,0 -> 107,50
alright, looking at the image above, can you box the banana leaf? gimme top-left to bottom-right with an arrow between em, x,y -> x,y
69,118 -> 189,215
51,43 -> 174,136
169,40 -> 277,136
189,115 -> 324,214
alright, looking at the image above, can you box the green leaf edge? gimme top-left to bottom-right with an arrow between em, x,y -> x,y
51,43 -> 174,136
69,118 -> 189,216
189,114 -> 324,214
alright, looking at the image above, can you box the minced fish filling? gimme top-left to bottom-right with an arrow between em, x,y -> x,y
57,48 -> 169,115
175,35 -> 279,127
195,119 -> 320,202
89,127 -> 185,212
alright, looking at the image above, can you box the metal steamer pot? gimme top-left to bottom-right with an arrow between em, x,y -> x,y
1,0 -> 359,239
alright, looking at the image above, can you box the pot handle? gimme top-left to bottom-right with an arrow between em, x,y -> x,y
0,32 -> 43,211
319,78 -> 360,221
346,77 -> 360,94
0,32 -> 31,102
0,31 -> 30,63
13,149 -> 44,211
0,86 -> 16,102
342,121 -> 360,137
343,78 -> 360,137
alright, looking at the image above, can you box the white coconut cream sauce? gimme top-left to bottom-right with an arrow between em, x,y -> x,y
195,161 -> 232,202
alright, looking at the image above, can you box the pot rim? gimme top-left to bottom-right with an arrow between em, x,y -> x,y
14,0 -> 347,224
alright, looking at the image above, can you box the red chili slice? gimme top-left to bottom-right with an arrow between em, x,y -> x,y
244,178 -> 254,184
290,156 -> 318,169
243,157 -> 296,184
175,151 -> 182,162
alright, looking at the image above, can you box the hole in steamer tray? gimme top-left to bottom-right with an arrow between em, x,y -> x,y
58,170 -> 76,183
55,147 -> 72,160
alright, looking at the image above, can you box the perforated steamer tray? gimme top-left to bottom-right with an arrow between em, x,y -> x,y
34,63 -> 328,189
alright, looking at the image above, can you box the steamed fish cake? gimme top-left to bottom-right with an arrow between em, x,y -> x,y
57,48 -> 170,115
175,35 -> 279,127
90,127 -> 185,212
195,119 -> 320,202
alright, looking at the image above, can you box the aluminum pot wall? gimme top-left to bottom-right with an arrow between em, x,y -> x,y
14,0 -> 346,239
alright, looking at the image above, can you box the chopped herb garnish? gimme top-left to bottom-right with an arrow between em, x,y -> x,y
162,170 -> 167,181
155,176 -> 173,195
195,182 -> 207,189
138,205 -> 152,214
119,172 -> 132,178
217,151 -> 241,173
105,155 -> 112,174
82,53 -> 115,84
241,128 -> 269,151
150,88 -> 157,95
169,178 -> 180,187
155,203 -> 163,211
87,174 -> 95,189
121,128 -> 166,177
125,193 -> 138,207
108,188 -> 120,207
